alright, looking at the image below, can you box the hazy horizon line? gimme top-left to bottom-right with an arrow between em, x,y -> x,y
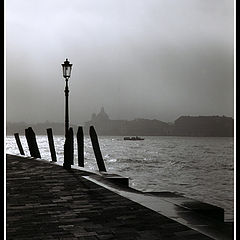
6,114 -> 234,125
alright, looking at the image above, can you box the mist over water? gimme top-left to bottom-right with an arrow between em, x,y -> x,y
6,135 -> 234,222
6,0 -> 234,124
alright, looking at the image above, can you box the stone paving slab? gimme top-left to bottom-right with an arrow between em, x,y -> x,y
7,154 -> 214,240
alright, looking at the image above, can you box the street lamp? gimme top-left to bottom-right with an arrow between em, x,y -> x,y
62,58 -> 72,138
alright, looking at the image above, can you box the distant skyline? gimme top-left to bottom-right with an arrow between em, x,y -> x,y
6,107 -> 234,125
6,0 -> 235,125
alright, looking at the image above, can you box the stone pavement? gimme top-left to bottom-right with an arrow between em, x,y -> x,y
7,154 -> 216,239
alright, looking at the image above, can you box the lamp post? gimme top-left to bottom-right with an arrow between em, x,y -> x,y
62,58 -> 73,138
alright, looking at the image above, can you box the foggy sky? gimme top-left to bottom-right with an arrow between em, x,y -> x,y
6,0 -> 234,125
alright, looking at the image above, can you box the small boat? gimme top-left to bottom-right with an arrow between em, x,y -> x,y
123,136 -> 144,141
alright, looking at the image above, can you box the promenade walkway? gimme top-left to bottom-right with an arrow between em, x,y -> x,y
6,154 -> 229,240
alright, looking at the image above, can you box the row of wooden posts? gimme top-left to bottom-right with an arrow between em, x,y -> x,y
14,125 -> 107,172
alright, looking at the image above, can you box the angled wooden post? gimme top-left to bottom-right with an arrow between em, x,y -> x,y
46,128 -> 57,162
77,126 -> 84,167
25,127 -> 41,158
14,133 -> 25,155
89,126 -> 107,172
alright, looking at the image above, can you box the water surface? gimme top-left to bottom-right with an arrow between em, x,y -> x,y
6,135 -> 234,221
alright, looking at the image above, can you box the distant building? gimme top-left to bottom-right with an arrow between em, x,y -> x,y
84,109 -> 234,136
84,107 -> 127,135
6,110 -> 234,137
84,107 -> 170,136
173,116 -> 234,137
91,107 -> 110,122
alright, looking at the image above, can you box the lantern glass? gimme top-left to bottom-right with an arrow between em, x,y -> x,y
62,58 -> 72,78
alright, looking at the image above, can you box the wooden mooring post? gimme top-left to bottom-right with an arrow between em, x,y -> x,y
14,133 -> 25,155
63,127 -> 74,170
25,127 -> 41,158
46,128 -> 57,162
89,126 -> 107,172
69,127 -> 74,165
77,126 -> 84,167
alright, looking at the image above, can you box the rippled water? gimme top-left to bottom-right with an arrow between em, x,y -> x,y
6,135 -> 234,221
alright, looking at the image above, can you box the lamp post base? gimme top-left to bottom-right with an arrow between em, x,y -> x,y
63,163 -> 71,170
